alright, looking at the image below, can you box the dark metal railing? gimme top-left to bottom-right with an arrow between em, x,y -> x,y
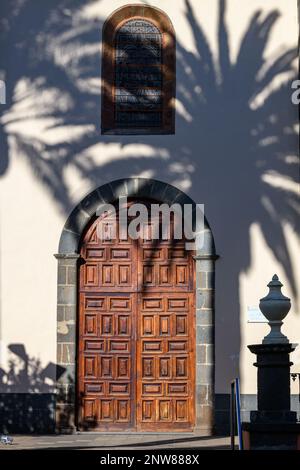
230,378 -> 243,450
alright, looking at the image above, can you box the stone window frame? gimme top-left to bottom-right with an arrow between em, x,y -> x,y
101,5 -> 176,135
55,178 -> 217,433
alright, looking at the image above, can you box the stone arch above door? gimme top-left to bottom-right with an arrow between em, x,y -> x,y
55,178 -> 217,434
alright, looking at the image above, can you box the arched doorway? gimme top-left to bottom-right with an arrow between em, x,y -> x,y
55,178 -> 217,434
78,199 -> 195,431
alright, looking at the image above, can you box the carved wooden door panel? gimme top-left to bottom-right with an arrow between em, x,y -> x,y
136,235 -> 195,431
78,206 -> 195,431
78,214 -> 138,430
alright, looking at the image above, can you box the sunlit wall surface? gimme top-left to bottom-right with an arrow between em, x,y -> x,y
0,0 -> 298,411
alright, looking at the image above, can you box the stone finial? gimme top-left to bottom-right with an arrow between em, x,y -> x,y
259,274 -> 291,344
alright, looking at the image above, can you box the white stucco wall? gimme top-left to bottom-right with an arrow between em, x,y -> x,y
0,0 -> 299,395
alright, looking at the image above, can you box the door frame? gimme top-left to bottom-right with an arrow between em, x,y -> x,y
54,178 -> 217,434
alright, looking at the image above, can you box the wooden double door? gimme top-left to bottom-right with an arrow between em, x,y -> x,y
78,204 -> 195,431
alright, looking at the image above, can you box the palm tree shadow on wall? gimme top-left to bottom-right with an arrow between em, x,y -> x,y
0,0 -> 298,396
0,344 -> 69,433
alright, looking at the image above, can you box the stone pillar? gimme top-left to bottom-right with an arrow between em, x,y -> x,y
54,253 -> 80,433
242,275 -> 300,450
194,252 -> 218,434
249,343 -> 297,424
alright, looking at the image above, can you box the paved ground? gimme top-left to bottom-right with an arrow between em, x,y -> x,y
0,433 -> 232,450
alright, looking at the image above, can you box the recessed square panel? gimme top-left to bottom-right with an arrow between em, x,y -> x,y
84,314 -> 97,336
168,247 -> 186,259
142,400 -> 154,421
85,297 -> 105,310
84,340 -> 104,352
100,400 -> 114,420
143,341 -> 162,353
109,340 -> 130,352
159,401 -> 171,421
117,356 -> 130,379
159,265 -> 171,285
168,298 -> 188,311
175,357 -> 188,378
159,315 -> 170,336
176,400 -> 188,421
84,356 -> 97,378
142,383 -> 162,395
102,265 -> 113,285
159,357 -> 171,378
142,316 -> 154,336
85,382 -> 104,394
176,265 -> 187,285
143,265 -> 155,285
143,249 -> 162,260
142,357 -> 154,378
100,356 -> 113,378
110,297 -> 131,310
117,315 -> 130,335
86,248 -> 105,259
111,248 -> 130,259
142,298 -> 163,310
168,341 -> 188,352
101,315 -> 113,335
175,315 -> 187,335
118,265 -> 131,285
167,383 -> 188,395
83,398 -> 97,421
109,382 -> 130,395
84,264 -> 98,286
116,400 -> 130,421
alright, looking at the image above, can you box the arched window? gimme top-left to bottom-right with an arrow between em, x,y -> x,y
101,6 -> 175,135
